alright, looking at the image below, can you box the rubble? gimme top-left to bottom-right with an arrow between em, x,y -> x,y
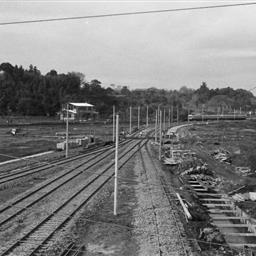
199,227 -> 225,244
211,149 -> 232,164
232,192 -> 256,202
235,166 -> 253,176
181,163 -> 213,177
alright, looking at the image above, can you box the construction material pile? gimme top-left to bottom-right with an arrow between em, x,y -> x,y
211,149 -> 232,164
181,163 -> 213,176
199,226 -> 225,244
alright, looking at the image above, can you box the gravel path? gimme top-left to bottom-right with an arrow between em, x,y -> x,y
132,143 -> 193,256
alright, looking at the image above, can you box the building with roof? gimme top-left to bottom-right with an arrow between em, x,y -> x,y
60,102 -> 98,121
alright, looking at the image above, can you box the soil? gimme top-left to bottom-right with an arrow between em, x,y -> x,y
173,120 -> 256,255
0,123 -> 122,162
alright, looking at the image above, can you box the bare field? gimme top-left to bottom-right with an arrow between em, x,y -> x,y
169,120 -> 256,254
185,120 -> 256,194
0,122 -> 126,163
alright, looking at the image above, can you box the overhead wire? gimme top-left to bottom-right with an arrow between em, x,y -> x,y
0,2 -> 256,26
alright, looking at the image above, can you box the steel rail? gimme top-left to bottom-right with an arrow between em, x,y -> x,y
144,144 -> 190,256
0,140 -> 131,185
0,144 -> 112,179
0,139 -> 146,256
138,145 -> 163,256
0,139 -> 135,227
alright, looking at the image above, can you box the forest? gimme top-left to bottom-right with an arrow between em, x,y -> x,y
0,62 -> 255,120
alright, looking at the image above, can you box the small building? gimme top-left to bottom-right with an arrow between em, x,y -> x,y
60,102 -> 98,121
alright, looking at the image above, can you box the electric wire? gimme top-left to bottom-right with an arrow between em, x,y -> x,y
0,2 -> 256,26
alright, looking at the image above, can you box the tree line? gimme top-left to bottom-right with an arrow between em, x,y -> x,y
0,62 -> 255,121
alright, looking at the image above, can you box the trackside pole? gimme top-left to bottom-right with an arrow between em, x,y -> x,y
163,108 -> 165,131
171,105 -> 173,124
138,106 -> 140,130
146,105 -> 149,127
129,106 -> 132,134
169,108 -> 171,128
113,105 -> 115,142
65,103 -> 69,158
177,107 -> 179,124
114,114 -> 119,216
155,110 -> 157,143
159,110 -> 162,160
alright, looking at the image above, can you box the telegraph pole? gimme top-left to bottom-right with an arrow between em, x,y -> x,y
114,114 -> 119,216
129,106 -> 132,134
159,110 -> 162,160
113,105 -> 115,142
146,105 -> 149,127
65,103 -> 69,158
138,106 -> 140,130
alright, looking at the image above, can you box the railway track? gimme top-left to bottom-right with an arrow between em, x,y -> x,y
0,139 -> 135,228
0,141 -> 130,186
138,143 -> 192,255
0,138 -> 147,256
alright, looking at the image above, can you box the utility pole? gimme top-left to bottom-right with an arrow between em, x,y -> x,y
155,110 -> 158,143
114,114 -> 119,216
146,105 -> 149,127
177,107 -> 179,124
163,108 -> 166,131
159,110 -> 162,160
138,106 -> 140,130
65,103 -> 69,158
129,106 -> 132,134
113,105 -> 115,142
202,105 -> 204,123
168,108 -> 171,128
171,105 -> 173,124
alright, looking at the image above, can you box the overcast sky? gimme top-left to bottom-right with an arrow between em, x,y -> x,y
1,0 -> 256,92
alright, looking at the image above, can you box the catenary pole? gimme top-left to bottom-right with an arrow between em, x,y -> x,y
65,103 -> 69,158
138,106 -> 140,130
163,108 -> 165,131
146,105 -> 149,127
171,105 -> 173,124
113,105 -> 115,142
159,110 -> 162,160
177,107 -> 179,124
129,106 -> 132,134
168,108 -> 171,128
155,110 -> 157,143
114,114 -> 119,215
202,105 -> 204,122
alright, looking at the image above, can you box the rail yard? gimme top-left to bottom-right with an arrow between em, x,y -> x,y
0,119 -> 255,256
